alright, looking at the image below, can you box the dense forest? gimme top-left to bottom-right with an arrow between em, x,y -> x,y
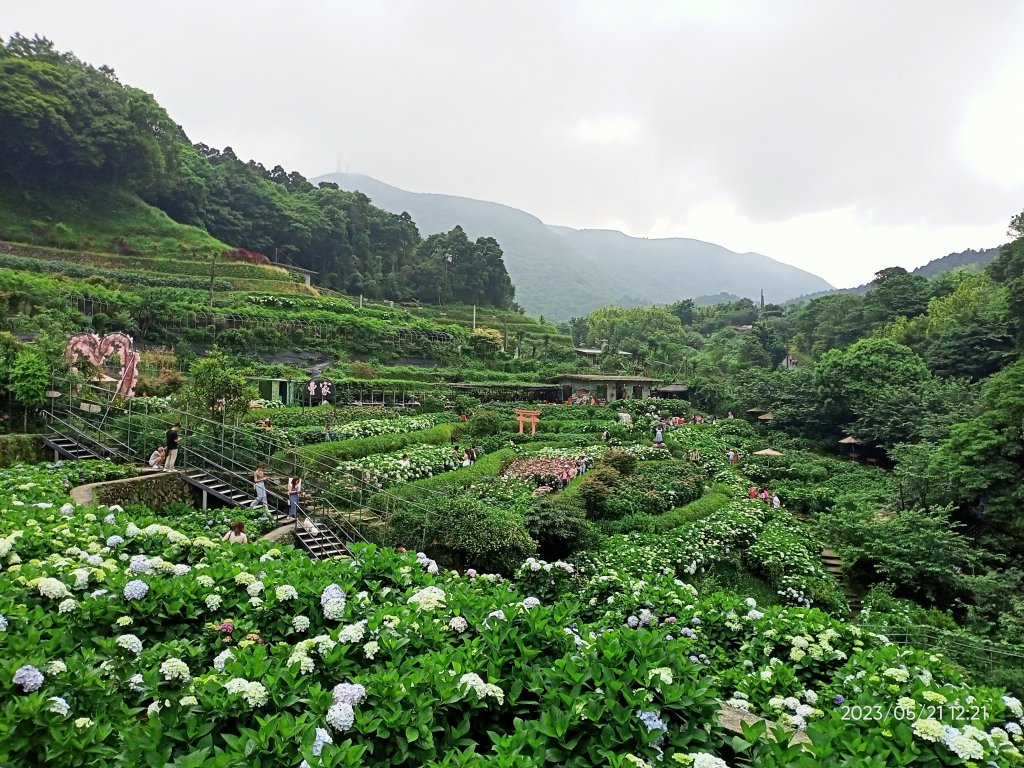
562,215 -> 1024,651
0,35 -> 516,308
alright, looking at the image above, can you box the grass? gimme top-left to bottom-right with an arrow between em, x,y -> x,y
0,185 -> 228,258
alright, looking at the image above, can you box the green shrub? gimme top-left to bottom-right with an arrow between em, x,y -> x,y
275,424 -> 460,473
465,410 -> 504,437
597,448 -> 637,476
578,465 -> 622,518
386,496 -> 536,573
655,491 -> 731,532
0,435 -> 46,467
524,494 -> 603,560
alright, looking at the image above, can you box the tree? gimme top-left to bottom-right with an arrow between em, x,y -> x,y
8,349 -> 49,431
814,338 -> 932,446
819,505 -> 979,603
863,267 -> 930,327
180,351 -> 255,419
931,359 -> 1024,556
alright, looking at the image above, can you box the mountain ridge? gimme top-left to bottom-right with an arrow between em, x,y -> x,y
315,172 -> 833,319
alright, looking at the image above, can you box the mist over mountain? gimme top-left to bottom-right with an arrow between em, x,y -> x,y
316,173 -> 833,319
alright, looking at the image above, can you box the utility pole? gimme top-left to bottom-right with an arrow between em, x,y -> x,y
472,305 -> 476,332
759,289 -> 765,319
209,254 -> 216,307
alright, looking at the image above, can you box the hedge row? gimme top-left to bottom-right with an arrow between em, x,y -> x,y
0,435 -> 47,467
0,252 -> 235,291
271,423 -> 463,474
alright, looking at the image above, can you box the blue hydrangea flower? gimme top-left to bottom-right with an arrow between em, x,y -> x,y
123,580 -> 149,600
13,665 -> 45,693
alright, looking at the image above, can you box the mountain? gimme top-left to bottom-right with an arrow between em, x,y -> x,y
785,246 -> 1006,305
315,173 -> 833,319
910,247 -> 1001,279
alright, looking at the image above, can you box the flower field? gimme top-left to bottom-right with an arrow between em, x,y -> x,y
2,417 -> 1023,767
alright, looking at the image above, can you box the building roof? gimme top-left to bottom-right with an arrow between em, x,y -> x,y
653,383 -> 689,393
552,373 -> 661,383
574,347 -> 604,355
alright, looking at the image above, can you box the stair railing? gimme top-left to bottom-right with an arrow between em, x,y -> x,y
44,377 -> 369,543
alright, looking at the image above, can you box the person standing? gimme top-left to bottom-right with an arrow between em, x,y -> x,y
222,521 -> 248,544
251,464 -> 269,511
164,423 -> 181,471
771,493 -> 781,509
287,476 -> 302,519
654,426 -> 664,445
601,428 -> 611,441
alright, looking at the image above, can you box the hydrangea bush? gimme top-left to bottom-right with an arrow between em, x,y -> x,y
1,452 -> 1022,767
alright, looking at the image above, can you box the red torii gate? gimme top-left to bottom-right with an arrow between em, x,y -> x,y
516,409 -> 541,435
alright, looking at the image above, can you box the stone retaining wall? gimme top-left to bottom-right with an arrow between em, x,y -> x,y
72,471 -> 193,510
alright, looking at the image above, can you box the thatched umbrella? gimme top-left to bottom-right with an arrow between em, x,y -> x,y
757,412 -> 774,421
753,447 -> 784,468
838,435 -> 863,460
747,407 -> 765,414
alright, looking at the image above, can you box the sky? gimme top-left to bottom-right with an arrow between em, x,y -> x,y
5,0 -> 1024,288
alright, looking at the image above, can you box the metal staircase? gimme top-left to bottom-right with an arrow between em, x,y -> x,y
41,433 -> 100,461
42,379 -> 362,559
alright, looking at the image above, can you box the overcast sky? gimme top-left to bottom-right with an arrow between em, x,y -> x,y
6,1 -> 1024,287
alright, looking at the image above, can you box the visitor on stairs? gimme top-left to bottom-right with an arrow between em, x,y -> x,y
148,445 -> 165,470
164,423 -> 181,471
251,464 -> 269,511
287,476 -> 302,519
222,521 -> 248,544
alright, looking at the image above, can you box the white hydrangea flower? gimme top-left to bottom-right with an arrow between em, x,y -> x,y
160,658 -> 190,683
39,577 -> 71,599
333,682 -> 366,706
58,599 -> 77,614
213,649 -> 234,672
48,696 -> 70,715
292,616 -> 310,632
326,702 -> 355,731
407,586 -> 446,611
275,585 -> 298,601
449,616 -> 469,633
45,660 -> 67,675
196,575 -> 215,588
205,594 -> 222,611
1004,696 -> 1023,718
117,635 -> 144,655
223,678 -> 268,708
338,623 -> 366,644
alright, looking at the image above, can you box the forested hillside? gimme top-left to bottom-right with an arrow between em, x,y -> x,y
0,35 -> 515,308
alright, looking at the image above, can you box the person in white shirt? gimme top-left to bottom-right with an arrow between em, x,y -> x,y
148,445 -> 165,470
222,521 -> 248,544
251,464 -> 269,510
398,454 -> 411,468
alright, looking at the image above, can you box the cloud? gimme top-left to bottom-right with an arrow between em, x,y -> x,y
3,0 -> 1023,287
